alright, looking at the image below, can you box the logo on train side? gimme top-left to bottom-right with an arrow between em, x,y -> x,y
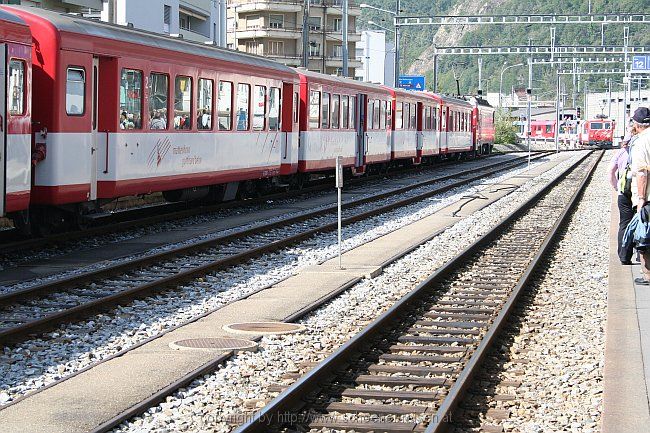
147,137 -> 172,170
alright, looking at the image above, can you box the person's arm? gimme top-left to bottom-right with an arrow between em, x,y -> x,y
609,152 -> 620,191
638,172 -> 647,210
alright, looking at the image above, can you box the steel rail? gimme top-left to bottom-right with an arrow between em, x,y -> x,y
233,150 -> 600,432
0,153 -> 549,344
0,154 -> 507,253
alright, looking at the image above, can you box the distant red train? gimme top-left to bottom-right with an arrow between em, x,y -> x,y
0,5 -> 495,234
580,119 -> 615,148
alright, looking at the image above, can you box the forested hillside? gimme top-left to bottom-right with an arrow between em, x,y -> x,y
360,0 -> 649,101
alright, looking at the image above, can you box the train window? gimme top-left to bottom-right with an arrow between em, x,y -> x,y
545,124 -> 552,134
174,76 -> 192,130
321,92 -> 330,129
379,99 -> 386,130
309,90 -> 320,129
253,85 -> 266,131
66,67 -> 85,116
410,104 -> 416,130
396,102 -> 403,129
374,100 -> 381,130
148,73 -> 169,130
294,92 -> 299,124
8,60 -> 25,115
350,96 -> 356,129
119,69 -> 143,129
424,107 -> 430,130
605,122 -> 611,129
218,81 -> 233,131
591,122 -> 603,130
269,87 -> 281,131
342,95 -> 349,128
331,94 -> 340,129
433,107 -> 437,130
197,78 -> 213,131
236,83 -> 250,131
367,100 -> 374,129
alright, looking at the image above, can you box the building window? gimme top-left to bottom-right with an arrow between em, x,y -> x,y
66,67 -> 85,116
269,87 -> 281,131
163,5 -> 171,33
309,90 -> 320,129
218,81 -> 233,131
269,41 -> 284,56
148,73 -> 168,130
174,76 -> 192,130
309,42 -> 321,56
308,16 -> 321,31
179,13 -> 190,30
269,14 -> 284,29
8,59 -> 25,115
333,18 -> 342,32
236,83 -> 250,131
246,41 -> 260,55
197,78 -> 213,130
332,45 -> 342,57
246,14 -> 260,29
119,69 -> 143,129
253,85 -> 266,131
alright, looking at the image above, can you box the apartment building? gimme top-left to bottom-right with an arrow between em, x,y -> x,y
101,0 -> 224,44
0,0 -> 103,13
227,0 -> 362,76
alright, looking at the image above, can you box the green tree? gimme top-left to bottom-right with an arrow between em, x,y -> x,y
494,110 -> 518,144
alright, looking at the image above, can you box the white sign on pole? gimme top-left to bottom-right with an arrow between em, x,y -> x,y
336,156 -> 343,269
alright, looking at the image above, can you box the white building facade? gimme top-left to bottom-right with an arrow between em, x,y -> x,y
101,0 -> 226,44
355,30 -> 386,84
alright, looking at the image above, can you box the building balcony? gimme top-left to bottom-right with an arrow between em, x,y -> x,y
267,54 -> 303,67
325,56 -> 363,68
230,0 -> 302,13
234,27 -> 302,40
319,0 -> 362,16
325,29 -> 361,43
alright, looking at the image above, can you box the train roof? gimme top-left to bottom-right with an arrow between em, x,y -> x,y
383,87 -> 432,102
297,69 -> 392,95
2,5 -> 297,77
0,8 -> 31,45
426,93 -> 473,108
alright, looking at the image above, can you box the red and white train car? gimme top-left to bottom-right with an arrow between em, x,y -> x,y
5,5 -> 300,227
0,9 -> 31,224
432,95 -> 473,155
580,119 -> 615,148
386,87 -> 428,163
470,97 -> 495,155
297,70 -> 391,175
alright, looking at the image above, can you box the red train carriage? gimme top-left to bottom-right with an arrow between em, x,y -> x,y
470,97 -> 495,155
4,5 -> 300,231
0,9 -> 31,226
384,87 -> 430,164
430,95 -> 473,155
297,70 -> 392,175
580,119 -> 615,148
530,120 -> 556,140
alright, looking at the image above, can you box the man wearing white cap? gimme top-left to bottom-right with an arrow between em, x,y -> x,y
629,107 -> 650,284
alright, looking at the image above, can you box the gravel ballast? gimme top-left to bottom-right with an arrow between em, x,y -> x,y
109,152 -> 590,433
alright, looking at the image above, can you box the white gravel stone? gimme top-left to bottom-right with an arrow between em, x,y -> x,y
108,153 -> 589,433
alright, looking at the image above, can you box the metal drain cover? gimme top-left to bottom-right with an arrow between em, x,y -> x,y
223,321 -> 305,335
169,337 -> 257,352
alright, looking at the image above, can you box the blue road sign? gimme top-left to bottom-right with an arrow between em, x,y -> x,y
398,75 -> 426,91
632,55 -> 650,73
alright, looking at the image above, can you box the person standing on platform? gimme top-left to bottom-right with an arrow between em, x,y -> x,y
630,107 -> 650,284
610,127 -> 635,264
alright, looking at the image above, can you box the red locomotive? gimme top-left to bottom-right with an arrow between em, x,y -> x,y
580,118 -> 615,148
0,5 -> 495,234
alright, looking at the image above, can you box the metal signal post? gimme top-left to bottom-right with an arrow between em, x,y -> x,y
336,156 -> 344,270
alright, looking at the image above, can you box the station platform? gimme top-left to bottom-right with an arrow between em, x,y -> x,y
603,196 -> 650,432
0,154 -> 575,433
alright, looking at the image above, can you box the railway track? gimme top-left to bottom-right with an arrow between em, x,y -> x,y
0,153 -> 550,344
233,150 -> 602,433
0,153 -> 527,256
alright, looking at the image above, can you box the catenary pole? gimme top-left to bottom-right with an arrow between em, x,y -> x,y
342,0 -> 349,77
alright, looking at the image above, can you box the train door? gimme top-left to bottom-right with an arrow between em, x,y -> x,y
355,93 -> 367,169
439,106 -> 448,153
0,43 -> 6,216
89,57 -> 99,201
